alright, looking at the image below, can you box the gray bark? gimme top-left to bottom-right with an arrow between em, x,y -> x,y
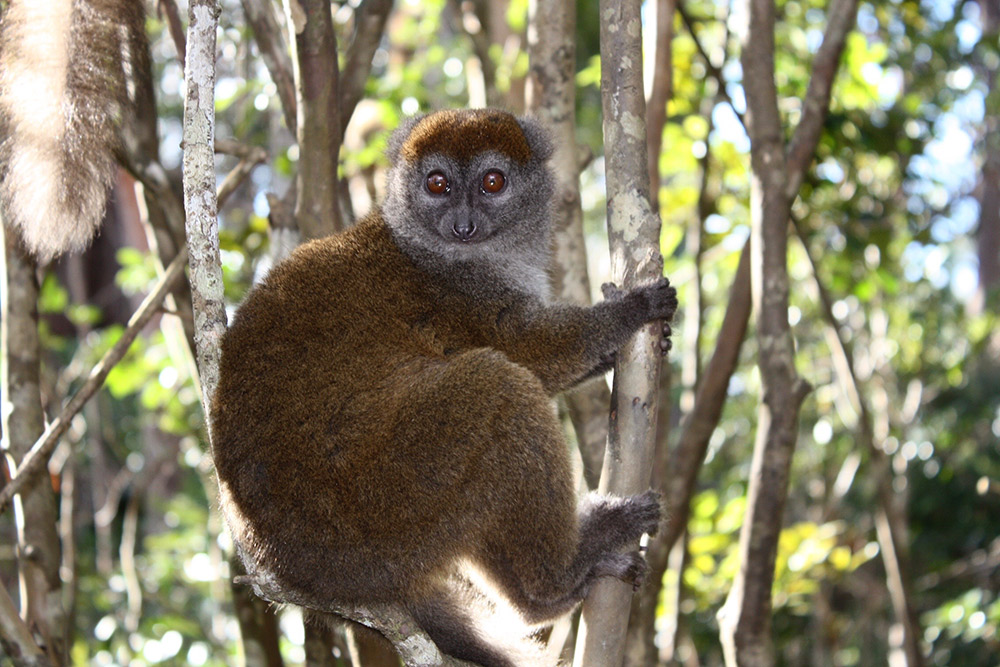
526,0 -> 609,489
285,0 -> 343,239
573,0 -> 667,664
718,0 -> 856,664
181,0 -> 227,426
1,228 -> 64,664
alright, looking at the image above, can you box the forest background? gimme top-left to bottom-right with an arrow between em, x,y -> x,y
0,0 -> 998,665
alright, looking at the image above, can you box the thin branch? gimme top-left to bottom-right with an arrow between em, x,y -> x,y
119,16 -> 201,361
683,96 -> 716,396
0,250 -> 188,513
217,144 -> 269,208
126,158 -> 188,252
793,220 -> 924,666
647,0 -> 677,213
663,240 -> 752,557
0,582 -> 50,666
339,0 -> 393,134
916,537 -> 1000,592
448,0 -> 498,106
57,451 -> 78,651
784,0 -> 858,199
215,137 -> 266,159
2,216 -> 66,663
625,0 -> 679,659
157,0 -> 187,67
677,1 -> 746,130
241,0 -> 298,133
120,492 -> 143,632
718,0 -> 812,663
526,0 -> 609,488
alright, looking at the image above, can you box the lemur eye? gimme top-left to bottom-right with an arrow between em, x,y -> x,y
426,171 -> 450,195
481,170 -> 506,194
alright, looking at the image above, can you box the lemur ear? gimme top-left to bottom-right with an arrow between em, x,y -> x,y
516,115 -> 554,163
386,114 -> 426,163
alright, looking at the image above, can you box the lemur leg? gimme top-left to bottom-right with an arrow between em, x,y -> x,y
393,348 -> 660,644
421,351 -> 660,624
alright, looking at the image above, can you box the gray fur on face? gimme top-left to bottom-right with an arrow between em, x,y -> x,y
383,114 -> 556,300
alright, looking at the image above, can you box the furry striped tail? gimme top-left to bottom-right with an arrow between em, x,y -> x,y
0,0 -> 142,263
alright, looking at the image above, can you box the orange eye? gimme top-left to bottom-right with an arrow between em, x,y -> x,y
426,171 -> 450,195
482,170 -> 505,194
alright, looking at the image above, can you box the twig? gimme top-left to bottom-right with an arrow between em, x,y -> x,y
241,0 -> 298,133
339,0 -> 393,134
157,0 -> 187,68
0,250 -> 188,513
677,1 -> 746,130
785,0 -> 858,199
216,144 -> 269,208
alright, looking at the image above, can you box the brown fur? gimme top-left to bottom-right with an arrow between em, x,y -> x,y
399,109 -> 533,164
212,109 -> 676,666
214,217 -> 581,601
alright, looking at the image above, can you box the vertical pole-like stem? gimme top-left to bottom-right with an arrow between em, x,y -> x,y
717,1 -> 812,664
182,0 -> 227,428
285,0 -> 342,239
526,0 -> 610,489
1,227 -> 64,665
574,0 -> 665,663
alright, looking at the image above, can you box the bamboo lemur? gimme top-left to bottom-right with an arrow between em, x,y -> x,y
0,0 -> 146,263
212,109 -> 677,666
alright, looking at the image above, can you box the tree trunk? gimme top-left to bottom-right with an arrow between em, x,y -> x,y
718,0 -> 807,656
971,0 -> 1000,317
719,0 -> 856,663
526,0 -> 609,489
2,230 -> 65,665
574,0 -> 667,664
286,0 -> 343,239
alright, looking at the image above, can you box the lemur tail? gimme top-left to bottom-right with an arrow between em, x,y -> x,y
407,569 -> 555,667
0,0 -> 141,263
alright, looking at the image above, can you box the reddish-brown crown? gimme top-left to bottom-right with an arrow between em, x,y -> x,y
399,109 -> 533,164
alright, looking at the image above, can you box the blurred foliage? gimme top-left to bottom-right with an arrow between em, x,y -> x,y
2,0 -> 997,665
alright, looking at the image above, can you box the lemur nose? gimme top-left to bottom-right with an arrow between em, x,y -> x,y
452,217 -> 477,240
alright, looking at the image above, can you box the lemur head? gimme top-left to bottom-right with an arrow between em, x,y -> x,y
382,109 -> 555,268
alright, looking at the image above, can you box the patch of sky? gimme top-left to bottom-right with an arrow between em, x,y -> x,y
711,101 -> 749,153
931,197 -> 979,243
816,159 -> 845,184
923,0 -> 956,23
